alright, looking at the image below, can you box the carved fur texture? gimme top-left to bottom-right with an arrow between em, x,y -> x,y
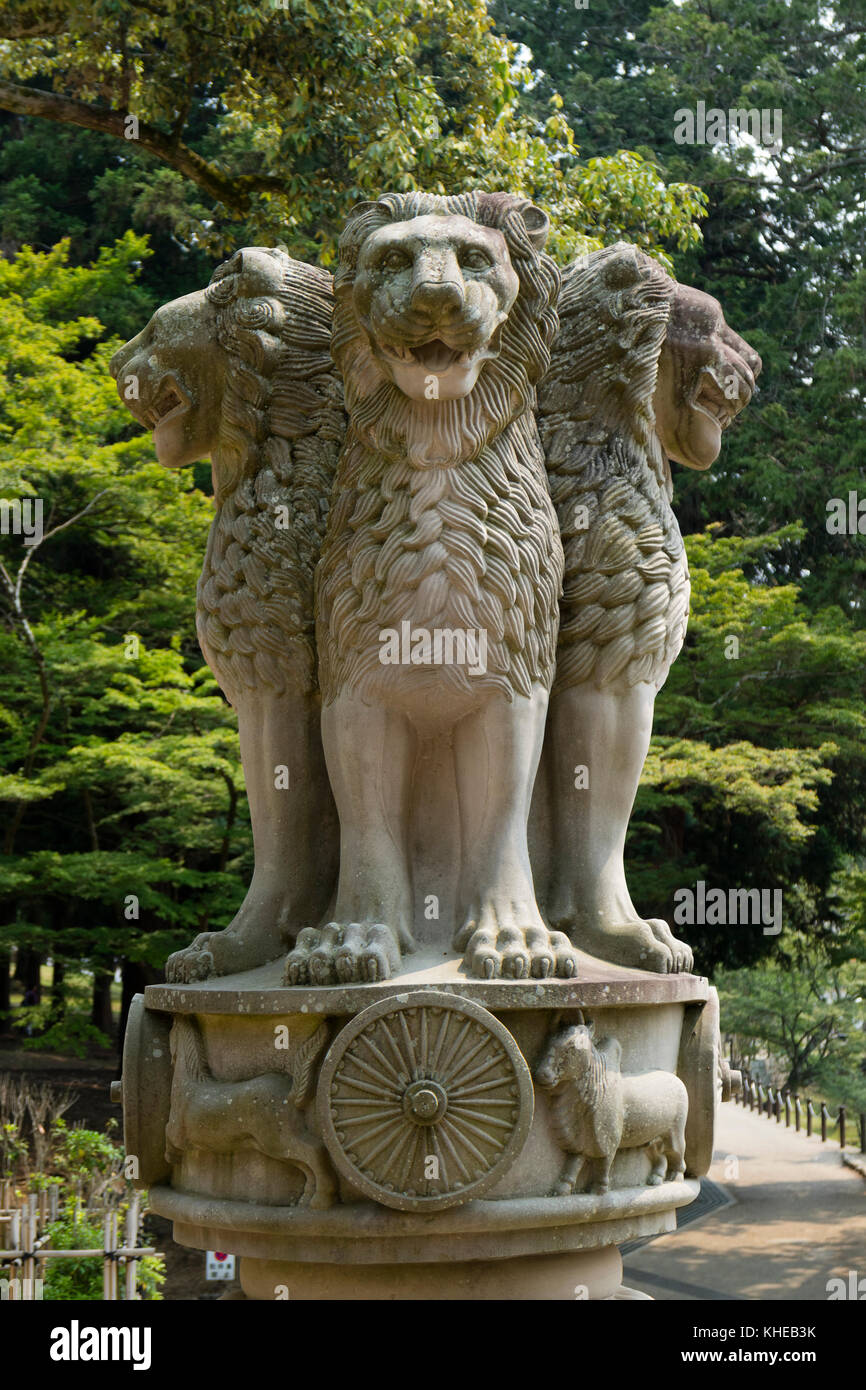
537,243 -> 689,693
317,191 -> 564,705
197,249 -> 344,703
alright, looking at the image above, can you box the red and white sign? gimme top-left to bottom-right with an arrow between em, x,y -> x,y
205,1251 -> 236,1280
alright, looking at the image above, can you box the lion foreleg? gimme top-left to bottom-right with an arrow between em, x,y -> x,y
285,693 -> 415,985
546,680 -> 691,973
454,686 -> 578,980
167,688 -> 338,983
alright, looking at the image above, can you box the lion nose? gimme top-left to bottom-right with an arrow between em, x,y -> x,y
410,279 -> 464,317
109,345 -> 128,381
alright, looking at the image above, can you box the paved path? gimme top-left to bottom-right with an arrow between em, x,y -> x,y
623,1103 -> 866,1301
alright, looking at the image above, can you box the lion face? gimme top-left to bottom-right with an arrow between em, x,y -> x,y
109,290 -> 225,469
652,284 -> 762,470
351,213 -> 520,401
332,192 -> 559,468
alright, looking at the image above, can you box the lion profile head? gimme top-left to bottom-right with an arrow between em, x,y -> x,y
540,242 -> 761,492
331,190 -> 561,467
110,248 -> 344,698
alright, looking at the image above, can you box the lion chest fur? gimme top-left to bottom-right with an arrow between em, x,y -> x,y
316,409 -> 563,705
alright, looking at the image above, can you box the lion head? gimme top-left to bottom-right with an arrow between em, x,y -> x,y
540,242 -> 761,488
110,246 -> 338,500
536,243 -> 761,697
653,279 -> 761,471
331,191 -> 560,467
110,248 -> 343,698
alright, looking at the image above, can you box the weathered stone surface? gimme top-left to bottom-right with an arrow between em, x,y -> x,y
110,249 -> 342,984
109,202 -> 757,1298
533,243 -> 762,974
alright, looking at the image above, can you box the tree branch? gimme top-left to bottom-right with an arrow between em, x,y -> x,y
0,80 -> 287,213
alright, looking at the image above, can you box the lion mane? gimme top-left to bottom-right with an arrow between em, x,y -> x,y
195,248 -> 344,702
317,190 -> 564,705
537,242 -> 688,692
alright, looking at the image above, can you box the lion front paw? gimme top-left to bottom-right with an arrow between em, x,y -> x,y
166,936 -> 217,983
283,922 -> 401,985
459,920 -> 579,981
647,919 -> 693,973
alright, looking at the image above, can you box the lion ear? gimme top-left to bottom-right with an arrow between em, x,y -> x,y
345,200 -> 385,224
520,204 -> 550,251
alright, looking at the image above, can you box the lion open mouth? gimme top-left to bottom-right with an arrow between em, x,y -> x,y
146,379 -> 188,430
693,371 -> 744,431
383,338 -> 474,372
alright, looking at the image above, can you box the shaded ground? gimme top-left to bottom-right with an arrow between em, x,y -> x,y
623,1102 -> 866,1301
1,1044 -> 241,1300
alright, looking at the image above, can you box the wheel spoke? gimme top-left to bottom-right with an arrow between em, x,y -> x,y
398,1124 -> 423,1189
428,1009 -> 453,1076
427,1128 -> 449,1189
338,1108 -> 401,1128
356,1032 -> 405,1087
434,1122 -> 473,1183
356,1117 -> 409,1169
446,1052 -> 505,1090
377,1120 -> 417,1184
439,1116 -> 489,1172
437,1017 -> 473,1078
380,1018 -> 412,1078
338,1070 -> 397,1099
444,1033 -> 495,1086
341,1049 -> 401,1090
450,1076 -> 514,1097
447,1105 -> 513,1130
398,1009 -> 419,1079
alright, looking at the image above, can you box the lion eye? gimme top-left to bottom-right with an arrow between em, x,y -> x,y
460,249 -> 491,271
379,250 -> 411,272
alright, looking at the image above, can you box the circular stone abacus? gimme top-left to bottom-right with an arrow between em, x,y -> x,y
318,991 -> 534,1211
679,985 -> 742,1177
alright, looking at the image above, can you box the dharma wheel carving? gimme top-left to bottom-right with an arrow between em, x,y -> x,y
318,991 -> 534,1211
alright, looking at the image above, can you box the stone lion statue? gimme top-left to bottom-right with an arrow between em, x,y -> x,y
285,190 -> 579,983
110,247 -> 343,981
532,243 -> 762,972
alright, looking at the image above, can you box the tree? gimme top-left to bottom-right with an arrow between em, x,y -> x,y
0,0 -> 705,263
626,527 -> 866,969
718,941 -> 866,1106
494,0 -> 866,619
0,238 -> 252,1046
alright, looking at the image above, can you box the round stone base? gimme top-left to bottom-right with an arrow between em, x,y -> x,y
239,1244 -> 625,1300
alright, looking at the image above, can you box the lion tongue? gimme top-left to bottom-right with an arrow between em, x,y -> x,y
414,339 -> 458,372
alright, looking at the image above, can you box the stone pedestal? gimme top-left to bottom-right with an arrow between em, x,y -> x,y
117,954 -> 737,1300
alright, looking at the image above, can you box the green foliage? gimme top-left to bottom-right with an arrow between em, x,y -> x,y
0,3 -> 863,1084
43,1208 -> 105,1301
626,528 -> 866,969
718,937 -> 866,1107
0,238 -> 251,1007
43,1196 -> 165,1301
494,0 -> 866,619
15,1003 -> 110,1058
0,0 -> 704,264
51,1118 -> 121,1180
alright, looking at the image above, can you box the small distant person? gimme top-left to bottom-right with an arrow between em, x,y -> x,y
20,985 -> 38,1036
